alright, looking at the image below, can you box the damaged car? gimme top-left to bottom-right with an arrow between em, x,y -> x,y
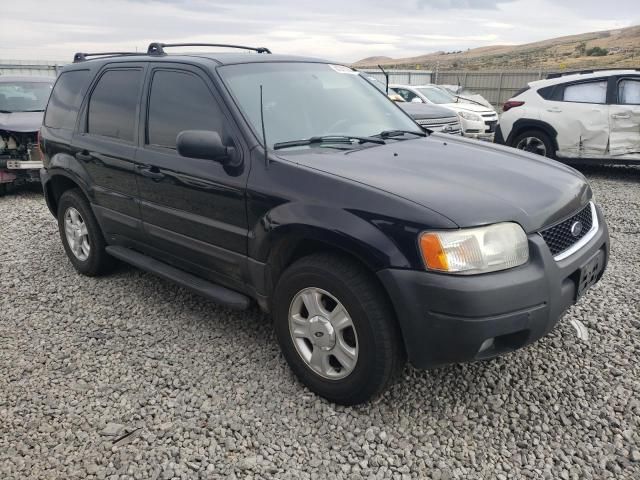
0,76 -> 54,195
496,69 -> 640,162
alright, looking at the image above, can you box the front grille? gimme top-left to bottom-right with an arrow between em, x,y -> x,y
540,204 -> 593,256
417,116 -> 459,126
417,117 -> 461,135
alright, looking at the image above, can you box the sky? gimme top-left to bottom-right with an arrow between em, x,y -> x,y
1,0 -> 638,63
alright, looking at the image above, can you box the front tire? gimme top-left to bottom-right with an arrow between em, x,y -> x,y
57,189 -> 114,276
512,129 -> 555,158
273,253 -> 404,405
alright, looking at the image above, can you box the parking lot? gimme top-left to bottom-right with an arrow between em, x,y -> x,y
0,165 -> 637,479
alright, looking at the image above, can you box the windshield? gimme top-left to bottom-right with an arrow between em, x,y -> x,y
417,87 -> 456,104
0,81 -> 53,113
219,63 -> 419,149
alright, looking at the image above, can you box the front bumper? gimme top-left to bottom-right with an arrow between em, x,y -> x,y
461,118 -> 497,141
464,131 -> 495,141
378,204 -> 609,369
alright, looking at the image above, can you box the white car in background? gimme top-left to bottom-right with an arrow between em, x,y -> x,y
496,69 -> 640,162
391,84 -> 499,141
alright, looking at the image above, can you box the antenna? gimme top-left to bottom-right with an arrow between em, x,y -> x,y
260,85 -> 268,167
378,64 -> 389,94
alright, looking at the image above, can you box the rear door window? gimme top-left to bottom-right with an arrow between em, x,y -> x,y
618,79 -> 640,105
146,70 -> 223,149
562,81 -> 607,104
88,69 -> 143,142
44,70 -> 90,129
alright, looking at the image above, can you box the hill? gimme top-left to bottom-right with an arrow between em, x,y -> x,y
353,25 -> 640,71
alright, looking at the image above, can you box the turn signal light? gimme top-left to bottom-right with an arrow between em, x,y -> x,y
419,233 -> 449,271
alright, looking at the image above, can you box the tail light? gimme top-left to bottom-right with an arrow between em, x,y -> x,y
503,100 -> 525,112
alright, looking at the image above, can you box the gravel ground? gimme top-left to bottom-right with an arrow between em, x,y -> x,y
1,166 -> 639,480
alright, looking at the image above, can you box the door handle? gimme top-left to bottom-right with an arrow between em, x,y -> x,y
611,113 -> 631,119
546,108 -> 562,113
137,165 -> 165,181
75,150 -> 92,162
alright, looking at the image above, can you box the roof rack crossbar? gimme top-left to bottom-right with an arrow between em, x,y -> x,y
147,42 -> 271,56
73,52 -> 139,63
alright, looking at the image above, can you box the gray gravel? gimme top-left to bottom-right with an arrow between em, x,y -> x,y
1,167 -> 639,480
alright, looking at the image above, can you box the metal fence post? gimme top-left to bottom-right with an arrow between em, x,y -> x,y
497,72 -> 503,105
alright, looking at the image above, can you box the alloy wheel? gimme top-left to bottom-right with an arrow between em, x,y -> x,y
64,207 -> 90,261
288,287 -> 359,380
516,136 -> 547,156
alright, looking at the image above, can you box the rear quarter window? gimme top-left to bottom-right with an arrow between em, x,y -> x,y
44,70 -> 90,130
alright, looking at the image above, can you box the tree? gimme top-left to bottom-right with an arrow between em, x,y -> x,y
586,46 -> 609,57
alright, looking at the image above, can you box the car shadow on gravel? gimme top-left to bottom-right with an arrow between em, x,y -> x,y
568,163 -> 640,182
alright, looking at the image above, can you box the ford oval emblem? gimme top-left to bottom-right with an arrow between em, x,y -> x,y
570,221 -> 583,237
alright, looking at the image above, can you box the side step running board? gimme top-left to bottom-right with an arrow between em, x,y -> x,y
106,246 -> 251,310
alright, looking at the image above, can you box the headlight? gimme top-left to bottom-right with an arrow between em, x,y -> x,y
458,111 -> 482,122
419,223 -> 529,274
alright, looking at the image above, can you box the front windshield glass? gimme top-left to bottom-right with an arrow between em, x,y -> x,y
0,81 -> 53,112
417,87 -> 455,104
219,63 -> 419,148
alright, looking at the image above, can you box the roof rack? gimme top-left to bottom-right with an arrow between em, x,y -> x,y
73,51 -> 140,63
547,68 -> 640,79
147,42 -> 271,56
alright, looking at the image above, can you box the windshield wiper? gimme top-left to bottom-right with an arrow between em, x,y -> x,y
273,135 -> 385,150
0,110 -> 13,113
376,129 -> 427,139
21,109 -> 45,112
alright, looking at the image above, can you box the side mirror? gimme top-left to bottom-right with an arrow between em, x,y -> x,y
411,97 -> 423,103
176,130 -> 241,167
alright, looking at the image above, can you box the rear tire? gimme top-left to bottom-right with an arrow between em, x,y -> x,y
512,129 -> 555,158
57,189 -> 114,276
0,183 -> 6,197
273,253 -> 405,405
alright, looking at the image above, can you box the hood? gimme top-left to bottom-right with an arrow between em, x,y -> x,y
0,111 -> 44,133
444,102 -> 495,114
398,102 -> 457,120
456,93 -> 493,109
277,135 -> 590,232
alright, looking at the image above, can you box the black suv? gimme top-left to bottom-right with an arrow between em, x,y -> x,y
40,43 -> 609,405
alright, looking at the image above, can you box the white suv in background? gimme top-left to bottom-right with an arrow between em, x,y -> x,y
497,69 -> 640,162
391,84 -> 499,141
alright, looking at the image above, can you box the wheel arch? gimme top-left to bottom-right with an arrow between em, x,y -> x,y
43,152 -> 94,216
507,119 -> 559,153
43,170 -> 91,217
248,203 -> 413,302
